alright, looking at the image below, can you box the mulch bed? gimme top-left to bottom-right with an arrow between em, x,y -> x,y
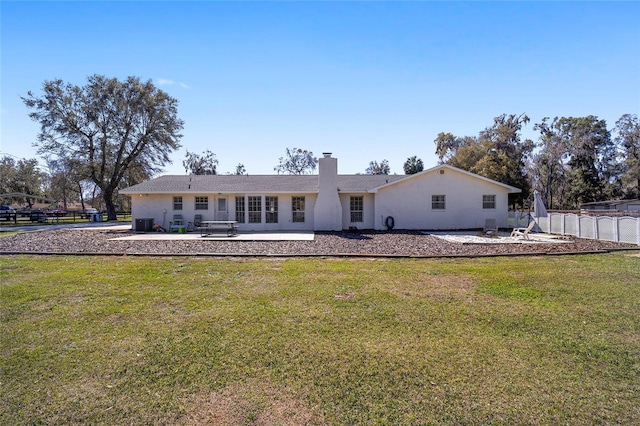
1,229 -> 637,257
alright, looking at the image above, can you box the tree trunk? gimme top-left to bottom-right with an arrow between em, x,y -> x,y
102,188 -> 117,221
78,182 -> 86,212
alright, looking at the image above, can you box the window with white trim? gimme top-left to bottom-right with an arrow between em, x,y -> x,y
248,196 -> 261,223
266,196 -> 278,223
432,195 -> 445,210
350,196 -> 363,223
483,194 -> 496,209
292,196 -> 305,223
195,196 -> 209,210
173,196 -> 183,210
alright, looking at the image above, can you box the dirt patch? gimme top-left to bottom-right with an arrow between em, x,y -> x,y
388,275 -> 476,301
334,292 -> 355,299
184,378 -> 324,426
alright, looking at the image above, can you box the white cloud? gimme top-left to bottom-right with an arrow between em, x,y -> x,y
156,78 -> 190,89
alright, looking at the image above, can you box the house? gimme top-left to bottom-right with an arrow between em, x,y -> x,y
120,153 -> 521,231
580,199 -> 640,213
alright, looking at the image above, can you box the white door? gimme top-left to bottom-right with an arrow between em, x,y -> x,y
215,197 -> 228,220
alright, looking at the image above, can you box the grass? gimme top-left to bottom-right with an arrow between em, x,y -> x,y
1,253 -> 639,425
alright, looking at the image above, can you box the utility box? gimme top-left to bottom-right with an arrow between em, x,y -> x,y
135,218 -> 154,232
91,212 -> 103,222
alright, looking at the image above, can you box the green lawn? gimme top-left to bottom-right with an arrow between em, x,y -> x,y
2,253 -> 639,425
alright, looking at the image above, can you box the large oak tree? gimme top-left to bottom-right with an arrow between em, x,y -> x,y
614,114 -> 640,198
435,113 -> 534,206
0,156 -> 45,207
23,75 -> 184,220
553,116 -> 614,206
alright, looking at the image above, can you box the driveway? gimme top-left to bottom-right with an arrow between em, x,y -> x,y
0,221 -> 131,233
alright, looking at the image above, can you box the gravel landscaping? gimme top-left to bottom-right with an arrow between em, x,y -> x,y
1,228 -> 637,257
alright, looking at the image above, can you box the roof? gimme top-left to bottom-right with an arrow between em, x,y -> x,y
338,175 -> 405,192
581,199 -> 640,208
120,164 -> 521,195
120,174 -> 406,195
369,164 -> 522,193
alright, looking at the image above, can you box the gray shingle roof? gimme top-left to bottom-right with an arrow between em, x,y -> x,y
120,164 -> 522,195
337,175 -> 405,192
120,174 -> 406,194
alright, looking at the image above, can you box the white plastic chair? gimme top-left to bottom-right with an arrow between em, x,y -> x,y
511,221 -> 536,240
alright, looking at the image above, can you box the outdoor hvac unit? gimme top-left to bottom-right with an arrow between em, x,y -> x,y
135,218 -> 154,232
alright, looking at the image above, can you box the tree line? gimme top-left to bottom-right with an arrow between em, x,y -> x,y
433,113 -> 639,209
358,113 -> 639,210
5,75 -> 638,218
276,112 -> 638,211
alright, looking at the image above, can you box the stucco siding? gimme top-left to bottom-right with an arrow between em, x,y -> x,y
130,193 -> 316,231
130,195 -> 168,229
373,169 -> 511,230
124,160 -> 520,232
340,193 -> 376,229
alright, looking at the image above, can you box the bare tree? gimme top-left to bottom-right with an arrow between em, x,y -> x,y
365,160 -> 390,175
183,150 -> 218,175
275,148 -> 317,175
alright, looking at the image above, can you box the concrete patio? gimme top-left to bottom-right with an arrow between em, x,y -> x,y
110,230 -> 315,241
1,221 -> 315,241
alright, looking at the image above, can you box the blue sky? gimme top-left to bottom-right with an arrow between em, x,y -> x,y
2,1 -> 639,176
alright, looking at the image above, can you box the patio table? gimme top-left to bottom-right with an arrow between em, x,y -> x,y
199,220 -> 239,237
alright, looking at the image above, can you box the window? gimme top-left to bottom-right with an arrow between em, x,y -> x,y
292,196 -> 305,223
350,196 -> 363,223
173,196 -> 183,210
195,196 -> 209,210
432,195 -> 445,210
235,196 -> 245,223
248,196 -> 261,223
266,196 -> 278,223
483,194 -> 496,209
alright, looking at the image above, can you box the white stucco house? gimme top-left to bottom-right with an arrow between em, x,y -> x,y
120,153 -> 521,232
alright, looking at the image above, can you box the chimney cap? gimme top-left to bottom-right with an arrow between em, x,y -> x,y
322,152 -> 332,158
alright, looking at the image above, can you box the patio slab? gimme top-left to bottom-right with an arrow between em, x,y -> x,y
110,231 -> 315,241
427,231 -> 573,244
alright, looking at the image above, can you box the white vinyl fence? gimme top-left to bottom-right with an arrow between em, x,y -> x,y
509,212 -> 640,246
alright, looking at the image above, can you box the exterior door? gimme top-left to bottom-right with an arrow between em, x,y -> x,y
215,197 -> 228,220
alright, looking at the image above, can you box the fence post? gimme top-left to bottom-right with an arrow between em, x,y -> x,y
561,214 -> 566,235
613,217 -> 619,243
576,215 -> 581,238
593,217 -> 599,240
637,217 -> 640,246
